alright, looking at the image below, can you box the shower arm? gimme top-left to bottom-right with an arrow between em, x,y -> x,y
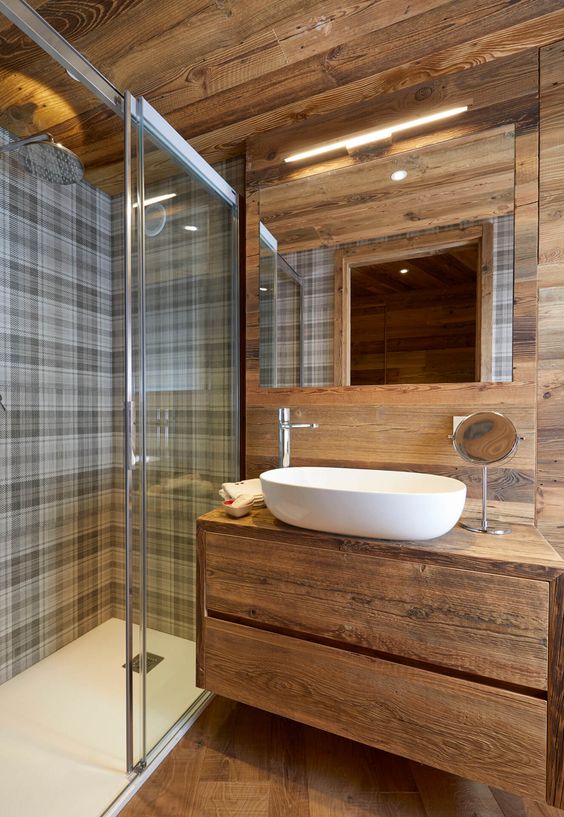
0,132 -> 53,154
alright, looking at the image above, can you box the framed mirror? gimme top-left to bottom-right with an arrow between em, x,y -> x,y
258,126 -> 516,389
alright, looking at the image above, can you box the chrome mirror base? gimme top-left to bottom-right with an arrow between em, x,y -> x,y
459,521 -> 512,536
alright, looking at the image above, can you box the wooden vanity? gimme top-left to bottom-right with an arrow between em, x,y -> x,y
196,508 -> 564,807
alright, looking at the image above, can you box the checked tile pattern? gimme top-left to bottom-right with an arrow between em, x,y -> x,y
0,128 -> 114,683
0,121 -> 242,683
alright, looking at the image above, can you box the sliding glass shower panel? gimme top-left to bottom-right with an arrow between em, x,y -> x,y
134,98 -> 239,759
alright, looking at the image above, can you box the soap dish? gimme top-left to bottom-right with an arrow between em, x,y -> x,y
223,499 -> 253,518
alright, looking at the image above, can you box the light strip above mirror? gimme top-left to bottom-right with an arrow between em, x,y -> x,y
284,106 -> 468,163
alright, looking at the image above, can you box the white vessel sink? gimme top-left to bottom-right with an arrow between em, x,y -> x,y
260,467 -> 467,541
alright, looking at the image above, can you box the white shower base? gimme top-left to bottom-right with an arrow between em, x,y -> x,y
0,618 -> 201,817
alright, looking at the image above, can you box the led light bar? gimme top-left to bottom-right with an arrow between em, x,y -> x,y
284,106 -> 468,163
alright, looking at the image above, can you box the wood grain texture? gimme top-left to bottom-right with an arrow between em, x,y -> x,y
259,129 -> 515,252
412,763 -> 507,817
120,697 -> 564,817
247,54 -> 537,188
245,64 -> 539,526
245,404 -> 536,525
203,530 -> 549,688
201,618 -> 548,800
2,2 -> 563,192
198,508 -> 564,577
547,575 -> 564,808
335,227 -> 483,386
198,513 -> 564,803
538,42 -> 564,557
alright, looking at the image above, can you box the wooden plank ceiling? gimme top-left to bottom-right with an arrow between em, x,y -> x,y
351,246 -> 479,299
1,0 -> 564,192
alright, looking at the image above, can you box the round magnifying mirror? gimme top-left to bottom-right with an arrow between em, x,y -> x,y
452,412 -> 518,465
451,411 -> 520,536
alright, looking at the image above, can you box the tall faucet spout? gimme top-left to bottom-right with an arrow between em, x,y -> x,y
278,407 -> 319,467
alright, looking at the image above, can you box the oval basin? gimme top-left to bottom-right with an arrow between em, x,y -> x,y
260,467 -> 467,541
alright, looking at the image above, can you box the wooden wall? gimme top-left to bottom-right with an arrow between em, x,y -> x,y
245,51 -> 540,529
350,286 -> 477,386
259,128 -> 515,253
538,43 -> 564,552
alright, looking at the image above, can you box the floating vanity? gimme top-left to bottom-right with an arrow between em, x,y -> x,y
197,508 -> 564,807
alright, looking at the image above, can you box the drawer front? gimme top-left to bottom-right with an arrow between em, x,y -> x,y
202,618 -> 547,801
204,532 -> 549,689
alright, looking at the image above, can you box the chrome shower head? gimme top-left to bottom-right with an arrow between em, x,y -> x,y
0,132 -> 84,185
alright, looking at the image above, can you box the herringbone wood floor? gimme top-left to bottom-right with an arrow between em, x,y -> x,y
122,697 -> 563,817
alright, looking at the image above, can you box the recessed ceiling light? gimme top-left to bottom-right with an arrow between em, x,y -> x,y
400,268 -> 409,274
132,193 -> 176,208
183,225 -> 198,231
284,106 -> 468,163
259,286 -> 268,292
391,170 -> 408,181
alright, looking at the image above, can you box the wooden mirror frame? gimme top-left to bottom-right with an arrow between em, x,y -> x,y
334,224 -> 496,386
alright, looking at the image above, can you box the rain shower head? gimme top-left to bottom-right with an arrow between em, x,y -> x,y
0,132 -> 84,185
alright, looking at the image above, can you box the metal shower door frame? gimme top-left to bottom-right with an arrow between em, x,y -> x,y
125,94 -> 240,771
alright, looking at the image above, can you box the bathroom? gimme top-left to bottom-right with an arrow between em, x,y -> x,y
0,2 -> 563,816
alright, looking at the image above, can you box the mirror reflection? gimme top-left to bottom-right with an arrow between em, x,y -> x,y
258,127 -> 515,388
259,224 -> 304,387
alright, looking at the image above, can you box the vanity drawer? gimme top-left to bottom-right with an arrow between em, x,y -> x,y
203,531 -> 549,689
201,617 -> 547,800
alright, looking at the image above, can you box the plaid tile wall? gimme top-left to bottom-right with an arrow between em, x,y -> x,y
111,157 -> 242,640
281,245 -> 335,386
0,129 -> 114,684
492,215 -> 514,381
282,216 -> 514,386
0,126 -> 241,683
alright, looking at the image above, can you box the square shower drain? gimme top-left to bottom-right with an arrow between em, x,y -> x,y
123,652 -> 164,673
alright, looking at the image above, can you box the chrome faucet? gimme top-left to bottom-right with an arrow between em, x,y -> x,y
278,407 -> 319,468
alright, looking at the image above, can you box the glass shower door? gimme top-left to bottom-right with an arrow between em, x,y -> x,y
126,95 -> 239,767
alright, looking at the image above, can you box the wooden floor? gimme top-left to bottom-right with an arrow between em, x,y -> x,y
122,697 -> 562,817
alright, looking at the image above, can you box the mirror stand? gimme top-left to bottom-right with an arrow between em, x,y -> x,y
451,411 -> 520,536
459,464 -> 512,536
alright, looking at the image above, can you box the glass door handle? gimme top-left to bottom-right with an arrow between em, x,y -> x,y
125,400 -> 139,470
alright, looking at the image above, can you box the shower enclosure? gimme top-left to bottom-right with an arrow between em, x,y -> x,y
0,3 -> 239,816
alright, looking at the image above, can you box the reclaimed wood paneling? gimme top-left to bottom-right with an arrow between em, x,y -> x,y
202,617 -> 548,800
538,41 -> 564,554
246,62 -> 539,525
538,41 -> 564,810
245,405 -> 536,525
204,530 -> 550,688
198,508 -> 564,576
2,1 -> 564,191
259,129 -> 515,252
335,227 -> 483,386
547,575 -> 564,807
198,512 -> 564,805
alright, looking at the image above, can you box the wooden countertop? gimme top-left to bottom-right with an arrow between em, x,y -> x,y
198,507 -> 564,579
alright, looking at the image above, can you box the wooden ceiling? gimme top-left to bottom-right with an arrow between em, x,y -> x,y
351,244 -> 479,300
1,0 -> 564,192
